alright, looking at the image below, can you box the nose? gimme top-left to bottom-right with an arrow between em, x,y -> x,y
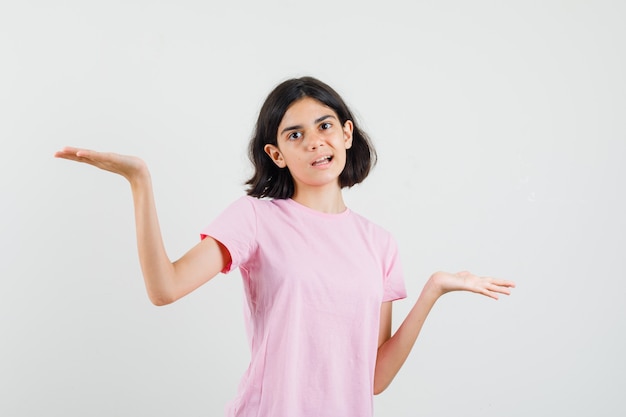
306,132 -> 324,151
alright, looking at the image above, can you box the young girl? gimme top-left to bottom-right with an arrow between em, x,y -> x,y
55,76 -> 515,417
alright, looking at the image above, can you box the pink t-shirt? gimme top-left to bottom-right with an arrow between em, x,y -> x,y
201,196 -> 406,417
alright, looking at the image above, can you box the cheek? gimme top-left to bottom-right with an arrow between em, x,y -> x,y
281,152 -> 305,168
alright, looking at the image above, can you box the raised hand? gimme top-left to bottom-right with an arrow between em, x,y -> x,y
54,146 -> 148,184
54,145 -> 228,305
429,270 -> 515,300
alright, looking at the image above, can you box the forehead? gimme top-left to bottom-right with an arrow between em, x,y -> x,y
279,97 -> 337,127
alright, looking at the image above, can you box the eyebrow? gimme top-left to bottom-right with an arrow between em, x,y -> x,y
279,114 -> 336,136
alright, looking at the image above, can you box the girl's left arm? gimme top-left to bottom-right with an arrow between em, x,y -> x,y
373,271 -> 515,395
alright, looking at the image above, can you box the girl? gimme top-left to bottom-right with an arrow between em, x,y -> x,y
55,76 -> 515,417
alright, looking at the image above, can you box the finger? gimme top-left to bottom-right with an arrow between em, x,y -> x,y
486,283 -> 513,296
58,148 -> 115,164
74,149 -> 105,160
54,151 -> 89,163
54,148 -> 117,173
54,146 -> 80,159
491,286 -> 512,296
491,279 -> 516,288
479,276 -> 516,288
54,146 -> 97,161
479,288 -> 499,300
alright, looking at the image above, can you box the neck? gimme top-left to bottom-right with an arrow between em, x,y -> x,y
291,185 -> 346,214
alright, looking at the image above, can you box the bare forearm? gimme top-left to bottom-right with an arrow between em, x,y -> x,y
374,277 -> 442,394
373,270 -> 515,394
128,170 -> 176,305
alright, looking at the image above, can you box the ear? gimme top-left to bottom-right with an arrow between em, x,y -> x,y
343,120 -> 354,149
264,144 -> 287,168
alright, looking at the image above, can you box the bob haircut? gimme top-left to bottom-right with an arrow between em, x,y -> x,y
246,76 -> 377,199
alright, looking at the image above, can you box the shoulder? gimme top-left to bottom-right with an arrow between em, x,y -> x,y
349,209 -> 393,236
241,195 -> 286,215
346,209 -> 399,252
219,196 -> 292,223
222,195 -> 273,212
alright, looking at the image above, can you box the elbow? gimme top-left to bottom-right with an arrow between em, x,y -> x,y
150,297 -> 172,307
148,291 -> 176,307
373,382 -> 388,396
145,279 -> 180,306
373,375 -> 392,395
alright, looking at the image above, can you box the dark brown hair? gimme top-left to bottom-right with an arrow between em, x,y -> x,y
246,76 -> 377,198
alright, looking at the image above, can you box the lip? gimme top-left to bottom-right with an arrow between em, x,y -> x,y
310,154 -> 333,167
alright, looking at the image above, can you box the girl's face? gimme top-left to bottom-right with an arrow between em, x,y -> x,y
264,97 -> 353,194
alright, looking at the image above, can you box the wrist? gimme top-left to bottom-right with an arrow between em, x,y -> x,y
425,272 -> 448,298
121,158 -> 150,186
126,161 -> 151,188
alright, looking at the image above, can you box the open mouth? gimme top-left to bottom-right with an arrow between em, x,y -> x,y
312,156 -> 332,166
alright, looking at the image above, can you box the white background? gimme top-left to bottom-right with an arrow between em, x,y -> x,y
2,1 -> 625,416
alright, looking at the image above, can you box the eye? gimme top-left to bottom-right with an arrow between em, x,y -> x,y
287,131 -> 302,141
320,122 -> 332,130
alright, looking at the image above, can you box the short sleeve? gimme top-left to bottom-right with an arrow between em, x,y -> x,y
200,196 -> 258,273
382,235 -> 407,302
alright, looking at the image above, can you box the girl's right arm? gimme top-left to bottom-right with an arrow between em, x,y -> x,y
55,147 -> 230,306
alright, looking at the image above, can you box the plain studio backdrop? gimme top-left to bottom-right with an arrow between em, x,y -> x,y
1,1 -> 624,416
